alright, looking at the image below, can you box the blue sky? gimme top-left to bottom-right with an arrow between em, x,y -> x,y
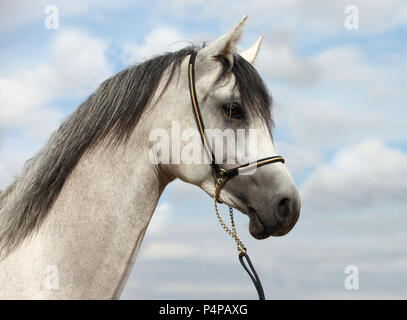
0,0 -> 406,299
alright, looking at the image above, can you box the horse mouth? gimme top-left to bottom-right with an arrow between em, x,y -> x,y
247,207 -> 295,239
218,196 -> 298,239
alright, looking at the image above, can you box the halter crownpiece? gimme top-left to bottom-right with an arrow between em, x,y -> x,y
188,51 -> 285,300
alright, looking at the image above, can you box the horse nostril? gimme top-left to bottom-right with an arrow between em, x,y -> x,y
278,198 -> 290,218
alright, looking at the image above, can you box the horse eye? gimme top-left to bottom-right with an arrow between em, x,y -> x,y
223,102 -> 244,120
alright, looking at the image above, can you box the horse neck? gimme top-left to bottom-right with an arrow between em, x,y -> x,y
0,128 -> 167,299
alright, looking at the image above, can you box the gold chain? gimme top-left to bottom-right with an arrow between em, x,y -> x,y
214,177 -> 246,255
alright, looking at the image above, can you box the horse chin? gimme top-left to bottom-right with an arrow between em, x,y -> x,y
248,208 -> 295,239
249,227 -> 271,240
248,212 -> 270,239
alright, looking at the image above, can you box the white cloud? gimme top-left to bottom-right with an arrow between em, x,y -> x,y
48,29 -> 112,96
258,32 -> 319,86
18,107 -> 65,140
155,282 -> 253,295
295,0 -> 407,35
1,1 -> 406,300
312,46 -> 379,85
120,21 -> 320,87
0,76 -> 50,125
142,242 -> 195,260
0,143 -> 34,189
0,29 -> 111,137
270,44 -> 406,150
147,202 -> 173,235
165,179 -> 205,204
141,238 -> 232,262
356,0 -> 407,33
276,99 -> 380,149
155,0 -> 407,36
308,44 -> 404,100
0,0 -> 134,33
121,26 -> 189,64
0,0 -> 46,33
123,208 -> 407,299
301,140 -> 407,212
0,29 -> 112,189
392,5 -> 407,26
275,141 -> 322,175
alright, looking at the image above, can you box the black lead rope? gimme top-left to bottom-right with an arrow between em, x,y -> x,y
239,252 -> 266,300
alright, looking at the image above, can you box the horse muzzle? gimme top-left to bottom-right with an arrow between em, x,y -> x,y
248,189 -> 301,239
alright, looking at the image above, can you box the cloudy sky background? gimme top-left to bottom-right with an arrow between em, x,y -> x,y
0,0 -> 406,299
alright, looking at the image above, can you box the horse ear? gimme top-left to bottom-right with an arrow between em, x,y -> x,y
240,36 -> 263,64
199,15 -> 248,68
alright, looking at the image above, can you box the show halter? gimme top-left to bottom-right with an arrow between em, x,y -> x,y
188,52 -> 285,300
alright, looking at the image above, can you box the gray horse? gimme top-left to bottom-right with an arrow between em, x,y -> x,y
0,16 -> 300,299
